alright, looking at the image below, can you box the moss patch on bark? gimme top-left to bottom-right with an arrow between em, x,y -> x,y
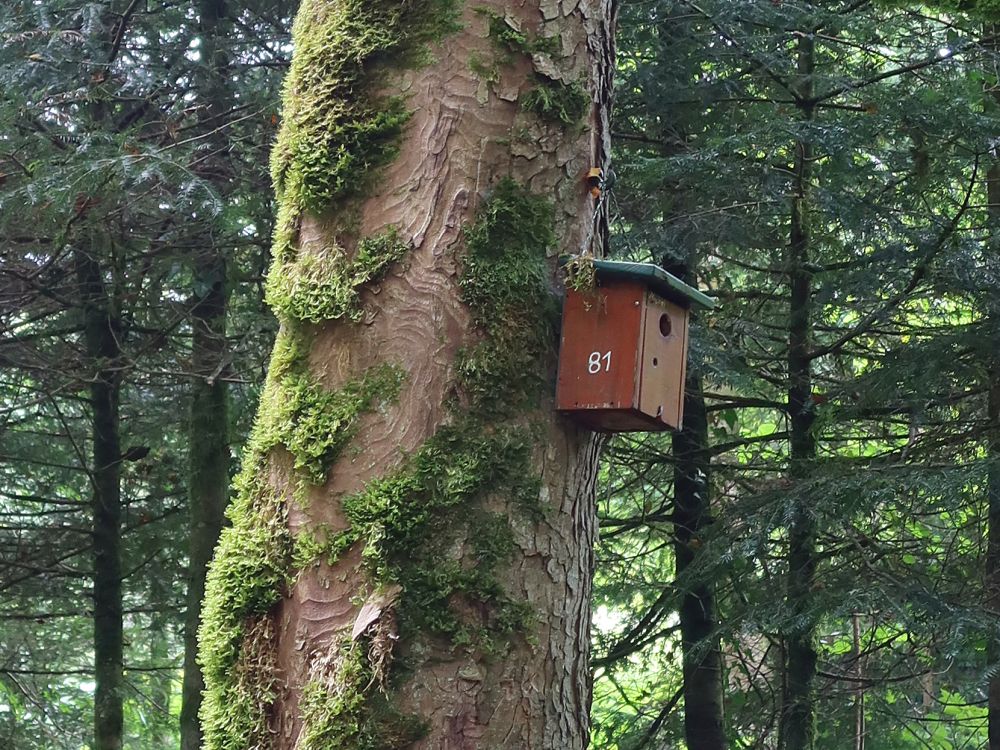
333,423 -> 540,643
313,179 -> 555,656
266,229 -> 409,324
299,642 -> 427,750
199,1 -> 466,745
198,329 -> 405,750
522,76 -> 590,126
457,177 -> 558,415
201,0 -> 568,740
478,7 -> 559,57
270,0 -> 460,216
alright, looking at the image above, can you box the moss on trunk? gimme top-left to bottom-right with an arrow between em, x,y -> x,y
197,0 -> 597,744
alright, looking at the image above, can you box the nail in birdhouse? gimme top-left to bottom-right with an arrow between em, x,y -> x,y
556,259 -> 715,432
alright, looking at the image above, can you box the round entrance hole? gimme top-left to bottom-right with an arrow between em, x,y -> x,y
659,313 -> 672,337
652,357 -> 659,367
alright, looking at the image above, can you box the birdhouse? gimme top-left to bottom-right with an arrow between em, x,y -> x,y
556,259 -> 715,432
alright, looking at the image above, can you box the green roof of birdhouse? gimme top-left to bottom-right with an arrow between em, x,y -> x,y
588,259 -> 716,310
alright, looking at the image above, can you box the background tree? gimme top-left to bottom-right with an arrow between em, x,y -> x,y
595,1 -> 1000,748
0,1 -> 293,746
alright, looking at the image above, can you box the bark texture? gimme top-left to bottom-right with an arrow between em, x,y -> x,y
198,2 -> 616,748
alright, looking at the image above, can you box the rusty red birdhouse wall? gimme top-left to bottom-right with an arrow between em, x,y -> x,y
555,260 -> 714,432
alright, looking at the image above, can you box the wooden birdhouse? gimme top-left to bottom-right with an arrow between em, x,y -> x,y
556,259 -> 715,432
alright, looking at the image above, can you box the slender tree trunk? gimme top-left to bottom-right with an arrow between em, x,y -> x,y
198,1 -> 615,748
852,613 -> 864,750
76,240 -> 124,750
985,24 -> 1000,749
180,3 -> 232,747
779,32 -> 818,750
181,251 -> 229,749
149,575 -> 175,748
989,366 -> 1000,750
673,371 -> 727,750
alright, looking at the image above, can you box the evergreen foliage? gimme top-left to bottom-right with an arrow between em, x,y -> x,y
594,1 -> 1000,747
6,0 -> 1000,748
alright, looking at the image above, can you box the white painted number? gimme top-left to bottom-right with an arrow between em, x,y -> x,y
588,350 -> 611,374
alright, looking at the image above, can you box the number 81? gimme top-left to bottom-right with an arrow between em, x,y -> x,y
588,351 -> 611,374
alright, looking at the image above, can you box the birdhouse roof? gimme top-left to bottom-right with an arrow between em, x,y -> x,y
589,259 -> 716,310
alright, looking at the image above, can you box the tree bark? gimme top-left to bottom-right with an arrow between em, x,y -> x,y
673,372 -> 727,750
76,239 -> 124,750
779,32 -> 818,750
180,2 -> 232,748
198,1 -> 616,748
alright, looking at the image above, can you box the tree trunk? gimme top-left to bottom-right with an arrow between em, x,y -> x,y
989,364 -> 1000,750
985,23 -> 1000,750
198,1 -> 615,748
76,239 -> 124,750
180,2 -> 232,747
673,372 -> 727,750
149,575 -> 175,748
779,32 -> 818,750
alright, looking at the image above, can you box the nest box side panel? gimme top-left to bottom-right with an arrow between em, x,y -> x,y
638,294 -> 690,430
556,281 -> 643,414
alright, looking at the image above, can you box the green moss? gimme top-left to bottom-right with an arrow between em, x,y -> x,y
201,1 -> 469,746
292,523 -> 333,570
477,7 -> 560,57
522,76 -> 590,126
274,363 -> 404,485
199,465 -> 291,750
267,229 -> 409,324
458,177 -> 557,414
300,642 -> 426,750
318,179 -> 556,646
248,328 -> 405,485
270,0 -> 460,215
203,174 -> 558,744
563,254 -> 597,293
333,423 -> 539,641
468,52 -> 500,85
199,328 -> 405,749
